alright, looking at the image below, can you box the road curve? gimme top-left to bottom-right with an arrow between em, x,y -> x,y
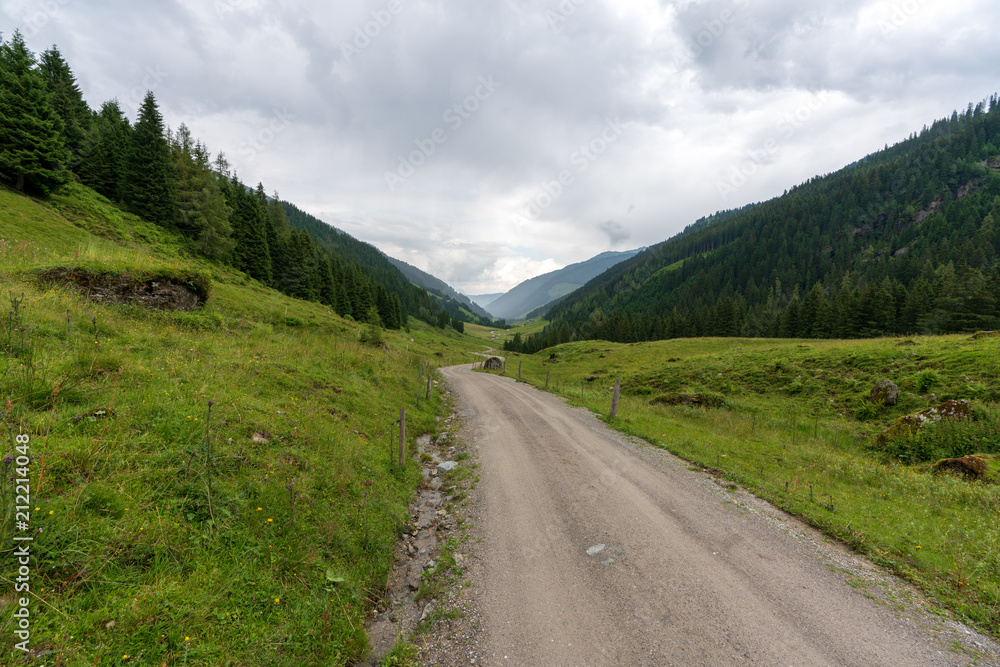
440,364 -> 998,667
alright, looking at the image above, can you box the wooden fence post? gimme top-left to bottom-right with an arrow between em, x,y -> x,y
426,373 -> 432,400
610,379 -> 621,419
399,408 -> 406,468
546,370 -> 550,388
518,360 -> 522,379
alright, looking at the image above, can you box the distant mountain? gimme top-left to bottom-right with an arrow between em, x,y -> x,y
387,257 -> 495,321
486,249 -> 644,321
469,293 -> 504,308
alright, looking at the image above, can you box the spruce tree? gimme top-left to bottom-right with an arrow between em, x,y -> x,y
390,293 -> 404,330
38,46 -> 90,168
318,255 -> 337,308
170,125 -> 234,259
255,183 -> 285,285
226,176 -> 272,284
376,284 -> 393,328
267,192 -> 291,281
0,31 -> 69,195
121,91 -> 175,226
79,99 -> 131,199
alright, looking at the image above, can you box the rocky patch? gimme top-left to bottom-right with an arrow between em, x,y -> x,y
364,398 -> 476,665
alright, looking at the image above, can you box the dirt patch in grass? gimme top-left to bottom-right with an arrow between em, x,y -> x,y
649,392 -> 726,408
37,267 -> 210,311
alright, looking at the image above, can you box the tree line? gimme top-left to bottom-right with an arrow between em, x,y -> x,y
0,30 -> 466,331
508,96 -> 1000,353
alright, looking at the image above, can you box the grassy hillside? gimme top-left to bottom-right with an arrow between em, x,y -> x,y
0,184 -> 482,665
495,336 -> 1000,641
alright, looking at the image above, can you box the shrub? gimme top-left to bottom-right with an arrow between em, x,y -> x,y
784,377 -> 806,395
854,400 -> 881,421
914,368 -> 944,393
360,321 -> 384,347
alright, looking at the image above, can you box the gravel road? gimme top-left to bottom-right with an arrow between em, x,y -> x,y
435,364 -> 1000,667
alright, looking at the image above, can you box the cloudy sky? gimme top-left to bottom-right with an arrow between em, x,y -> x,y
3,0 -> 998,294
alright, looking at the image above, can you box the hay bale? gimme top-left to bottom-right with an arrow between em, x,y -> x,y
482,356 -> 503,370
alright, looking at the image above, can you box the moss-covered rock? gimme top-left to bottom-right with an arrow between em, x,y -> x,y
869,379 -> 899,406
875,399 -> 972,447
932,455 -> 987,480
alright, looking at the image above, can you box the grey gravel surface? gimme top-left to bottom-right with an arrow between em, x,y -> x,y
425,364 -> 1000,667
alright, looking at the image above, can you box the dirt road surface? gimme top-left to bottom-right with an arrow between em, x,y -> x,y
437,364 -> 1000,667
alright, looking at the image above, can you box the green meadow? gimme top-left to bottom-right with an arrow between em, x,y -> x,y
464,318 -> 548,346
497,336 -> 1000,639
0,184 -> 482,665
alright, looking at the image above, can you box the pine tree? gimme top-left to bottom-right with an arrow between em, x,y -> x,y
38,46 -> 90,168
121,92 -> 175,225
0,31 -> 69,195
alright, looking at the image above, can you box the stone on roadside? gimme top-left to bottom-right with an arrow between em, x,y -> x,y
437,461 -> 458,474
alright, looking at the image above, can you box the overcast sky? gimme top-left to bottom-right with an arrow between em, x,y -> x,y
3,0 -> 998,294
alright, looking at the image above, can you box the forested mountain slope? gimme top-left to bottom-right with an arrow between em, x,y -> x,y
509,97 -> 1000,353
